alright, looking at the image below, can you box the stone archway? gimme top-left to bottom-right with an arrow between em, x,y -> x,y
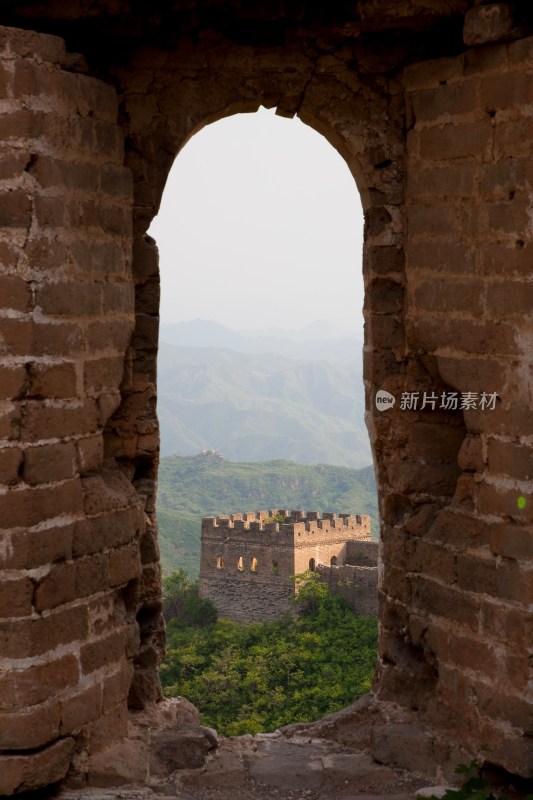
1,3 -> 532,793
110,30 -> 467,731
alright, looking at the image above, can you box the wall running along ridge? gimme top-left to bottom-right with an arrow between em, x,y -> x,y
0,1 -> 531,793
198,510 -> 372,622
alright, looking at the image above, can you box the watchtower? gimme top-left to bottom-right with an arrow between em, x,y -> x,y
199,510 -> 371,622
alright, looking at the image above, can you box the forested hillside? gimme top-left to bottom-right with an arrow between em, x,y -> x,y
157,454 -> 378,576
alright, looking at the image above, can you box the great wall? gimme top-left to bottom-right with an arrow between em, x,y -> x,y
199,510 -> 377,621
0,1 -> 531,796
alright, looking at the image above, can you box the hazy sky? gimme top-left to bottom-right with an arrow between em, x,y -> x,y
148,107 -> 364,334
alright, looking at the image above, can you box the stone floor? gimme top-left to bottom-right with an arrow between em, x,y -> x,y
46,697 -> 527,800
55,731 -> 432,800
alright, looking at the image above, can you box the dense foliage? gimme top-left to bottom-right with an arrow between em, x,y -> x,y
160,571 -> 378,736
157,453 -> 379,576
162,569 -> 217,627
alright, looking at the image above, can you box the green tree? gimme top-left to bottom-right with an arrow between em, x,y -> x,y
160,578 -> 377,736
162,569 -> 217,627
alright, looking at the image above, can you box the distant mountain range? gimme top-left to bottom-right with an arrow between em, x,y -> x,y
157,454 -> 378,576
157,320 -> 370,468
160,319 -> 362,365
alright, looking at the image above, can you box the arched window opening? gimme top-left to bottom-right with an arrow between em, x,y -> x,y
330,556 -> 338,566
151,105 -> 377,739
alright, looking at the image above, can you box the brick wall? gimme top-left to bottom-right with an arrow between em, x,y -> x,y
0,26 -> 142,794
397,40 -> 533,774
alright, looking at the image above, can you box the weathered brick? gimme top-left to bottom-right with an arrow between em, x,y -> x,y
22,398 -> 98,441
366,278 -> 403,314
411,575 -> 481,630
0,480 -> 83,530
496,559 -> 533,603
0,700 -> 60,750
477,481 -> 528,522
408,203 -> 459,238
0,190 -> 31,228
408,239 -> 477,276
0,446 -> 22,484
0,364 -> 27,400
86,320 -> 133,352
26,234 -> 68,272
463,42 -> 508,75
413,539 -> 456,582
0,274 -> 32,312
76,433 -> 104,473
73,507 -> 139,557
0,318 -> 84,357
448,633 -> 499,678
479,158 -> 527,199
409,161 -> 477,202
494,116 -> 533,158
0,737 -> 74,796
456,552 -> 498,596
103,281 -> 135,315
72,240 -> 126,276
411,81 -> 479,122
0,109 -> 49,140
489,523 -> 533,560
84,356 -> 125,393
486,439 -> 533,481
87,700 -> 128,749
3,522 -> 74,570
419,120 -> 492,161
75,552 -> 110,596
412,317 -> 519,356
482,71 -> 533,112
486,280 -> 533,318
109,542 -> 141,587
0,654 -> 79,710
0,577 -> 33,618
34,562 -> 76,612
0,604 -> 88,659
486,196 -> 530,234
457,435 -> 485,474
30,155 -> 98,191
23,441 -> 77,484
60,682 -> 102,735
36,280 -> 101,316
437,354 -> 509,395
102,662 -> 134,709
413,279 -> 483,315
366,245 -> 404,276
403,55 -> 463,90
481,601 -> 533,648
366,312 -> 403,349
28,361 -> 78,399
80,629 -> 127,675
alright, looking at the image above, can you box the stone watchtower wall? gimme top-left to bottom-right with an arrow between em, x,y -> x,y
316,539 -> 379,617
199,510 -> 372,622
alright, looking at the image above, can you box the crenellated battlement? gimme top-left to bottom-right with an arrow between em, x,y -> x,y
199,509 -> 373,623
202,510 -> 371,538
